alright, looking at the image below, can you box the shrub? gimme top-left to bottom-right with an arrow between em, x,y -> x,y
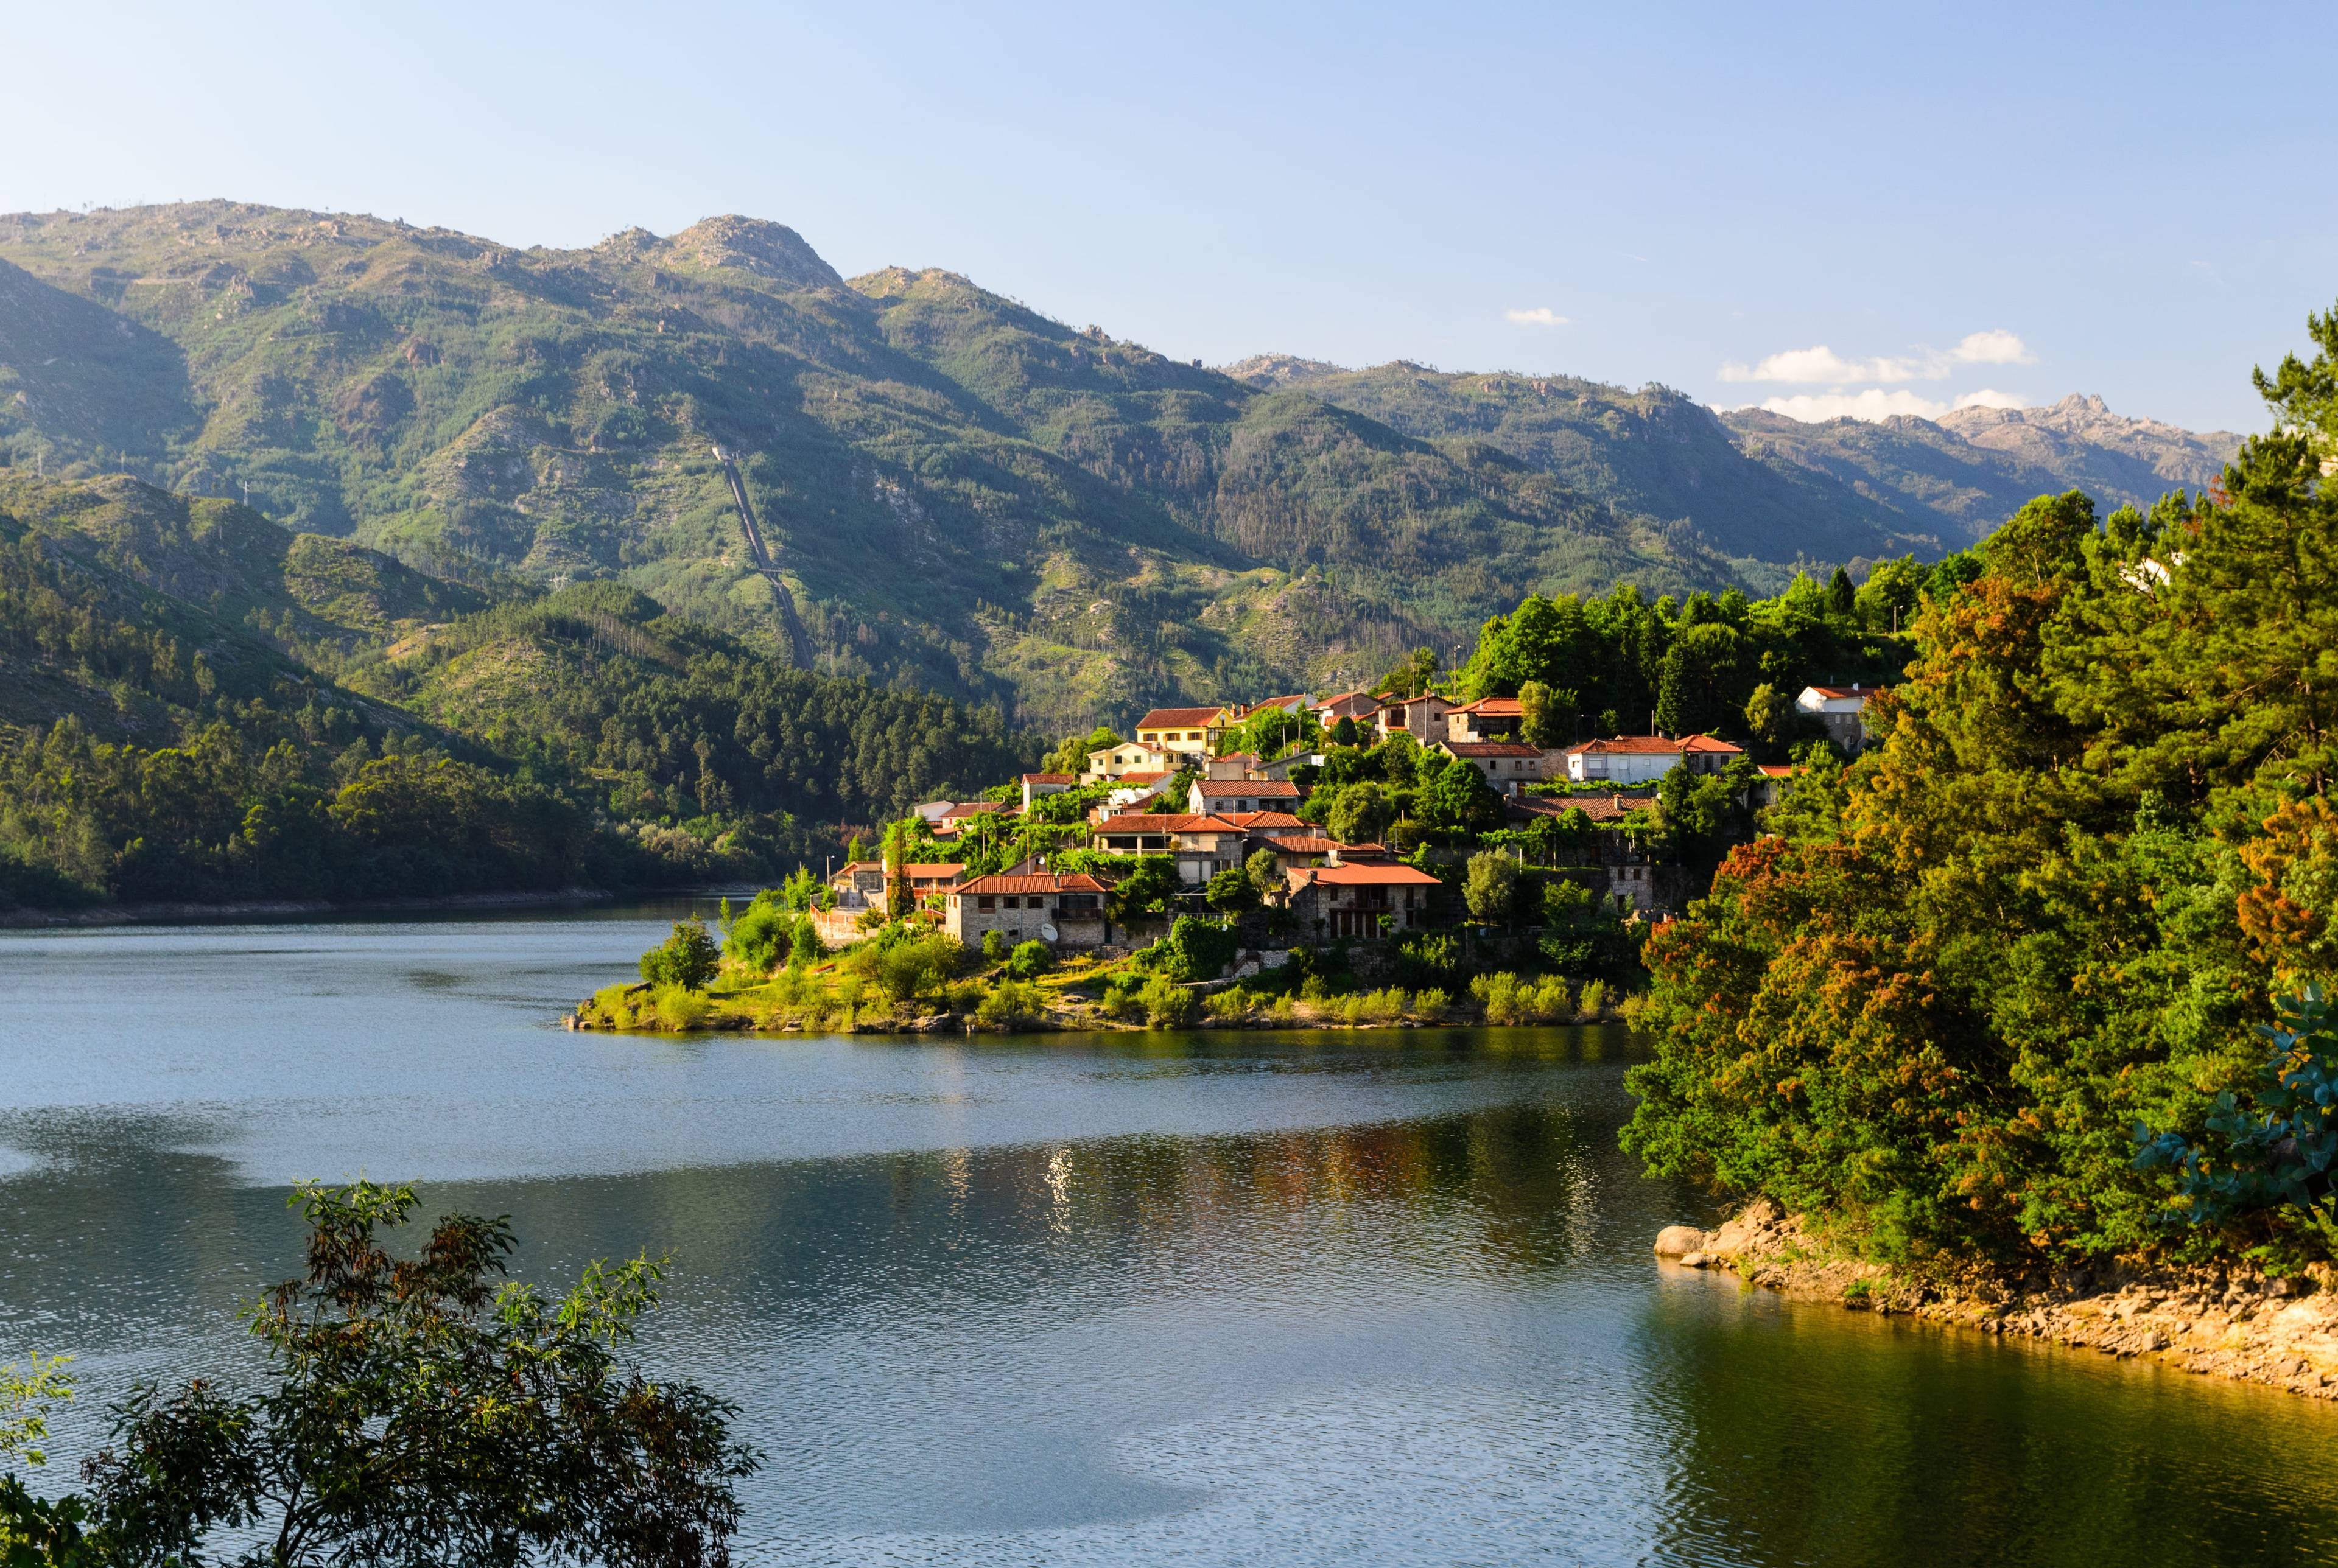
639,920 -> 720,991
724,895 -> 792,973
1206,988 -> 1254,1023
1100,975 -> 1143,1020
1576,979 -> 1608,1019
1160,915 -> 1239,981
1464,852 -> 1519,923
1268,995 -> 1299,1026
1140,975 -> 1197,1029
1006,940 -> 1055,981
650,985 -> 711,1031
1300,975 -> 1332,1003
1396,931 -> 1460,987
977,980 -> 1047,1029
943,978 -> 987,1013
1413,987 -> 1451,1023
1531,976 -> 1573,1021
1472,971 -> 1526,1024
789,917 -> 824,968
982,929 -> 1009,965
1360,987 -> 1408,1026
855,930 -> 963,1007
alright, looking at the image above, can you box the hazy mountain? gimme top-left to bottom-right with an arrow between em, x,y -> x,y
0,202 -> 2246,730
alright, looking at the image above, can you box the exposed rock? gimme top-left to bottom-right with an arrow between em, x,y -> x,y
1658,1202 -> 2338,1401
1653,1225 -> 1707,1259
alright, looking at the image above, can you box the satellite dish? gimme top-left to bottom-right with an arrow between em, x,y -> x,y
1039,923 -> 1059,943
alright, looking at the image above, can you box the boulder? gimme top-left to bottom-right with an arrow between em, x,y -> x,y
1654,1225 -> 1709,1259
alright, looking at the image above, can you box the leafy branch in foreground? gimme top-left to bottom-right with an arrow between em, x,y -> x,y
82,1180 -> 757,1568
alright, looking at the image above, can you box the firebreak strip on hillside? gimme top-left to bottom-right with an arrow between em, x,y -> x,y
712,444 -> 815,669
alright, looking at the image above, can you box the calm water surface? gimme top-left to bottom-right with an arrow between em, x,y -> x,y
4,906 -> 2336,1566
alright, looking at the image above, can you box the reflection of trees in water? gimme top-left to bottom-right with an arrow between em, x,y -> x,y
1634,1277 -> 2338,1567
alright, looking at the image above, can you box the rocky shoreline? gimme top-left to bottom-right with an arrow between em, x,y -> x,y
1657,1200 -> 2338,1401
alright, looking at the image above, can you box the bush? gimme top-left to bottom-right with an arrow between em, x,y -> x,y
650,985 -> 711,1031
1464,852 -> 1519,924
1006,939 -> 1055,981
789,917 -> 824,968
639,919 -> 720,991
1100,973 -> 1143,1020
1360,987 -> 1408,1026
723,894 -> 792,972
1396,931 -> 1460,987
1206,987 -> 1255,1023
857,931 -> 963,1008
1140,975 -> 1197,1029
982,928 -> 1009,964
1268,995 -> 1299,1026
1300,975 -> 1332,1003
1156,915 -> 1239,982
1413,987 -> 1451,1023
1577,979 -> 1608,1019
977,979 -> 1047,1029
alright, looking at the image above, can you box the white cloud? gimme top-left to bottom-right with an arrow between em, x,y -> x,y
1505,307 -> 1568,327
1719,329 -> 2037,385
1947,329 -> 2035,367
1752,385 -> 2032,424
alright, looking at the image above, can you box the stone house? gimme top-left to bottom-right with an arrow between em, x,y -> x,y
945,871 -> 1114,953
1308,691 -> 1381,729
1431,740 -> 1547,795
1374,692 -> 1453,743
1444,696 -> 1525,743
1253,751 -> 1326,782
1187,778 -> 1303,816
1280,863 -> 1443,940
828,861 -> 966,911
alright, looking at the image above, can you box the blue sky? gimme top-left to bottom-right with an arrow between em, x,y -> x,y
9,1 -> 2331,432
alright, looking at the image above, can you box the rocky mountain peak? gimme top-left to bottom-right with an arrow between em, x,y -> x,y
1220,353 -> 1347,388
662,216 -> 842,291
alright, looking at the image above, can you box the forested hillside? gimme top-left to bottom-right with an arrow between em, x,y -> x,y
0,201 -> 2239,733
0,474 -> 1031,910
1621,306 -> 2338,1273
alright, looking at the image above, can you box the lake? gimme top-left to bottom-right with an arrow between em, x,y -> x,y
3,905 -> 2336,1566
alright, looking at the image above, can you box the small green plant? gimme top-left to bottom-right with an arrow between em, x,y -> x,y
1006,939 -> 1055,981
650,985 -> 711,1031
982,929 -> 1009,965
1576,979 -> 1608,1019
1268,995 -> 1299,1026
1842,1278 -> 1874,1306
1413,987 -> 1451,1023
1360,986 -> 1408,1026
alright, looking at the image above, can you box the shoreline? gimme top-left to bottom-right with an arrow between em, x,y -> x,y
1657,1200 -> 2338,1402
0,886 -> 639,929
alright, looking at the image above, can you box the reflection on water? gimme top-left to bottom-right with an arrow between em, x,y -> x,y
2,912 -> 2336,1566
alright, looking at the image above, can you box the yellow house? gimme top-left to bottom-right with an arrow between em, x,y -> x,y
1134,705 -> 1231,760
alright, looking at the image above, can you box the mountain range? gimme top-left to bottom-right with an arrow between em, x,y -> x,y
0,201 -> 2242,730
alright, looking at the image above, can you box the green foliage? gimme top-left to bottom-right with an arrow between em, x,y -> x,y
1145,915 -> 1239,982
0,1354 -> 71,1472
981,928 -> 1009,965
1005,939 -> 1055,981
1246,847 -> 1282,898
1104,856 -> 1179,925
976,979 -> 1048,1029
2136,988 -> 2338,1247
1469,971 -> 1573,1024
1420,758 -> 1503,835
1205,864 -> 1260,913
849,926 -> 964,1007
639,919 -> 720,991
77,1180 -> 755,1566
1620,312 -> 2338,1269
723,892 -> 795,972
1139,974 -> 1198,1029
1463,851 -> 1518,923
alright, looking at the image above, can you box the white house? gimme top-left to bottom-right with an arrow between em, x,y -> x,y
1796,685 -> 1880,750
1559,733 -> 1743,785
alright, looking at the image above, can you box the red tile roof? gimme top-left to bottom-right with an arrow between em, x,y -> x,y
1563,733 -> 1743,756
1803,685 -> 1880,700
958,872 -> 1114,895
1136,707 -> 1226,729
941,800 -> 1014,817
1758,764 -> 1796,777
1090,813 -> 1244,835
1439,741 -> 1542,758
1448,696 -> 1525,716
1020,772 -> 1076,784
1193,779 -> 1302,797
1221,811 -> 1305,829
835,861 -> 964,878
1294,864 -> 1442,887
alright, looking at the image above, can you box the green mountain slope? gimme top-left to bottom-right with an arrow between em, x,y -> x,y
0,202 -> 2244,732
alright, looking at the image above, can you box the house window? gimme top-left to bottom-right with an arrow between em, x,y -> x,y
978,895 -> 995,911
1003,895 -> 1021,909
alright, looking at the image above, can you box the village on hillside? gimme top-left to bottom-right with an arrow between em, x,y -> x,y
803,680 -> 1881,960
